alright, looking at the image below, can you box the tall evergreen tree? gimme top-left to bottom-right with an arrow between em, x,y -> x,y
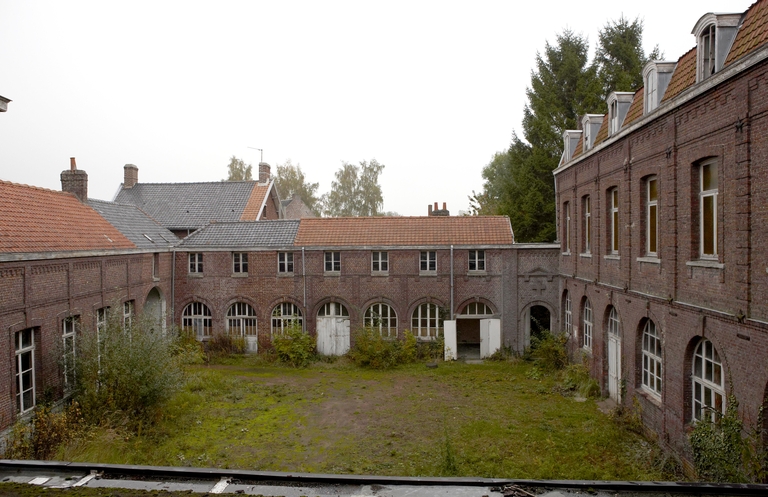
594,16 -> 660,97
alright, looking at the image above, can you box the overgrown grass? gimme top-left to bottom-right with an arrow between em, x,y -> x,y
58,356 -> 671,480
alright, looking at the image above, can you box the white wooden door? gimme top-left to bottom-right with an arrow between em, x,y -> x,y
245,333 -> 258,353
608,334 -> 621,402
480,319 -> 501,358
317,317 -> 350,356
444,320 -> 457,360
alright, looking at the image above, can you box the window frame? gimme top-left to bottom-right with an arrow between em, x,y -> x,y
123,300 -> 134,330
15,329 -> 35,414
582,195 -> 591,254
692,338 -> 725,423
278,252 -> 294,274
62,317 -> 79,392
411,303 -> 443,340
468,250 -> 485,272
232,252 -> 249,274
699,24 -> 716,81
641,320 -> 662,399
271,302 -> 303,334
364,303 -> 398,339
420,251 -> 436,272
189,253 -> 203,273
372,251 -> 389,273
182,302 -> 212,339
324,251 -> 341,273
609,99 -> 620,135
226,302 -> 257,337
699,161 -> 718,259
646,176 -> 659,257
563,292 -> 572,334
645,67 -> 657,113
609,188 -> 619,255
563,202 -> 571,253
582,299 -> 593,350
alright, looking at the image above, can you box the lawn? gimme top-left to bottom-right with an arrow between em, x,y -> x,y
60,357 -> 669,480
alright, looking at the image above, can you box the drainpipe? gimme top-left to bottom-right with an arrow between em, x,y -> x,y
302,247 -> 306,332
450,245 -> 454,318
170,250 -> 176,331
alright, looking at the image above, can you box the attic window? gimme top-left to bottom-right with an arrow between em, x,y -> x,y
143,234 -> 154,243
609,99 -> 620,135
645,67 -> 657,113
584,125 -> 591,151
700,24 -> 716,80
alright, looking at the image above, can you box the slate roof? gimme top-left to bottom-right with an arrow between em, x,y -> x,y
113,181 -> 272,230
88,199 -> 180,249
726,0 -> 768,66
294,216 -> 514,247
178,220 -> 301,248
0,180 -> 135,253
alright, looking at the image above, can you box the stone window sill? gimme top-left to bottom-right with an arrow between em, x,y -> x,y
686,259 -> 724,269
637,256 -> 660,264
419,271 -> 437,277
579,253 -> 592,258
371,272 -> 389,277
604,254 -> 620,261
324,271 -> 341,277
188,273 -> 203,278
231,272 -> 248,278
277,272 -> 294,277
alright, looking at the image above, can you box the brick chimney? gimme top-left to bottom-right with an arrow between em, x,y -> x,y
258,162 -> 271,184
124,164 -> 138,188
61,157 -> 88,202
428,201 -> 450,216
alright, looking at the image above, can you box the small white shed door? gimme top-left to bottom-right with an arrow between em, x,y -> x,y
480,319 -> 501,358
444,320 -> 457,361
608,334 -> 621,402
246,334 -> 258,353
317,317 -> 350,356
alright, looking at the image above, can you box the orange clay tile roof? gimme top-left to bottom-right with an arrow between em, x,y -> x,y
623,87 -> 645,126
726,0 -> 768,66
592,114 -> 610,148
661,47 -> 696,103
294,216 -> 514,246
240,183 -> 270,221
0,180 -> 135,253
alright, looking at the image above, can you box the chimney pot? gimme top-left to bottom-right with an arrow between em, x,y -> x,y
443,202 -> 447,210
434,202 -> 438,211
70,157 -> 76,171
259,162 -> 271,183
428,205 -> 433,215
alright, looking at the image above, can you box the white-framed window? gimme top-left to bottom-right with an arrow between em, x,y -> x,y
189,253 -> 203,273
699,24 -> 716,81
645,67 -> 657,113
468,250 -> 485,272
271,302 -> 303,334
62,316 -> 79,391
372,251 -> 388,272
647,176 -> 658,256
15,328 -> 35,414
278,252 -> 294,274
324,251 -> 340,272
583,195 -> 591,254
411,303 -> 443,339
610,99 -> 620,135
608,307 -> 620,337
96,307 -> 109,375
318,302 -> 349,317
563,202 -> 571,253
182,302 -> 212,339
420,251 -> 436,272
641,319 -> 662,398
233,252 -> 248,273
365,303 -> 397,338
226,302 -> 257,337
582,299 -> 593,350
693,338 -> 724,422
609,188 -> 619,254
460,302 -> 493,316
563,292 -> 572,334
123,300 -> 134,330
700,161 -> 718,258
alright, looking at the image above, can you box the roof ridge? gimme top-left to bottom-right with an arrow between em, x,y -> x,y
0,178 -> 75,196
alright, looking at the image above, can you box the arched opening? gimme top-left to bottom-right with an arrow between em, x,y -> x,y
529,305 -> 551,341
457,301 -> 494,360
143,287 -> 165,333
317,302 -> 350,356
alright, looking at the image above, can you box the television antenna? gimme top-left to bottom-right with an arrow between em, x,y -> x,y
247,146 -> 263,163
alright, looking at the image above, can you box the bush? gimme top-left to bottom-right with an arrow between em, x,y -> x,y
400,330 -> 418,364
207,333 -> 246,357
348,327 -> 403,369
530,330 -> 568,371
559,364 -> 599,398
3,402 -> 83,460
272,323 -> 316,368
417,333 -> 445,361
75,311 -> 184,428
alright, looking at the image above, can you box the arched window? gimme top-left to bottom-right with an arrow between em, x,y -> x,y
563,291 -> 572,334
582,299 -> 593,350
318,302 -> 349,317
642,320 -> 662,398
364,303 -> 397,338
411,303 -> 443,339
460,302 -> 493,316
608,307 -> 620,337
226,302 -> 257,337
693,338 -> 725,422
182,302 -> 211,339
271,303 -> 303,334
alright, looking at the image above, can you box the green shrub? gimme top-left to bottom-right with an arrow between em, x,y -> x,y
3,402 -> 83,460
348,327 -> 403,369
530,330 -> 568,371
690,395 -> 750,482
417,333 -> 445,361
207,333 -> 246,356
559,363 -> 599,398
400,330 -> 418,364
272,323 -> 316,368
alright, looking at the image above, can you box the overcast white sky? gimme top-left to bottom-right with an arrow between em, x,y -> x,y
0,0 -> 755,216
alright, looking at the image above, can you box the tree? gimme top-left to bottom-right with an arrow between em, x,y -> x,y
323,159 -> 385,217
224,156 -> 252,181
594,16 -> 661,97
274,159 -> 322,216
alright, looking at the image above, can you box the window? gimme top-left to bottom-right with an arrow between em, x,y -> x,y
420,251 -> 436,272
693,338 -> 724,422
610,99 -> 620,135
646,177 -> 658,256
324,251 -> 340,272
563,292 -> 572,334
15,329 -> 35,414
226,302 -> 257,337
582,196 -> 591,254
96,307 -> 109,374
609,188 -> 619,254
152,252 -> 160,279
468,250 -> 485,271
189,253 -> 203,273
123,300 -> 134,329
182,302 -> 212,339
645,67 -> 657,113
365,303 -> 397,338
700,24 -> 716,80
372,251 -> 388,272
563,202 -> 571,253
318,302 -> 349,317
582,299 -> 593,350
700,161 -> 718,258
411,303 -> 443,339
608,307 -> 620,337
62,317 -> 79,391
233,253 -> 248,273
641,320 -> 662,398
278,252 -> 294,274
460,302 -> 493,316
271,302 -> 303,334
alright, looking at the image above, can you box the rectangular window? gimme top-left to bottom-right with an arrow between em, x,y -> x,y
563,202 -> 571,253
152,252 -> 160,279
189,253 -> 203,273
583,196 -> 591,254
278,252 -> 294,273
610,99 -> 620,135
420,251 -> 436,272
96,307 -> 109,375
645,68 -> 657,113
468,250 -> 485,271
700,162 -> 718,258
583,300 -> 593,350
325,251 -> 340,272
123,300 -> 134,329
62,316 -> 79,391
700,25 -> 716,80
647,177 -> 658,256
372,251 -> 388,272
15,329 -> 35,414
233,252 -> 249,273
610,188 -> 619,254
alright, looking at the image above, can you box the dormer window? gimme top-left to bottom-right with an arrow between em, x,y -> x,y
645,68 -> 657,113
581,114 -> 603,151
607,92 -> 634,136
643,61 -> 676,114
700,24 -> 716,79
692,13 -> 741,83
562,130 -> 582,163
610,99 -> 620,135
